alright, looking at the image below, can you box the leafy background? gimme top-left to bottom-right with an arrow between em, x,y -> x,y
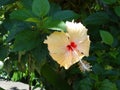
0,0 -> 120,90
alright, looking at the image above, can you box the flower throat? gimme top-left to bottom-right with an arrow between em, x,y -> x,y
67,42 -> 77,51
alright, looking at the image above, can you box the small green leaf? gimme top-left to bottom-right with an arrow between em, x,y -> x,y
11,71 -> 23,81
102,0 -> 116,5
32,0 -> 50,17
53,10 -> 79,21
13,30 -> 40,52
84,12 -> 109,25
100,30 -> 114,45
99,79 -> 117,90
114,6 -> 120,17
10,9 -> 33,20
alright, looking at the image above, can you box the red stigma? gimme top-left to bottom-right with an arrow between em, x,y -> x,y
67,42 -> 77,51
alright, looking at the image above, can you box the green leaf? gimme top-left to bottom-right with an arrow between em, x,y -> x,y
84,12 -> 109,25
10,9 -> 33,20
99,79 -> 117,90
43,18 -> 66,31
52,10 -> 79,21
114,6 -> 120,17
5,21 -> 33,42
100,30 -> 114,45
102,0 -> 116,5
32,0 -> 50,17
73,78 -> 92,90
13,30 -> 40,52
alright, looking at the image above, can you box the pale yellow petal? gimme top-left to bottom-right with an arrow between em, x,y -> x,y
50,49 -> 85,69
50,51 -> 72,69
66,21 -> 88,42
50,51 -> 80,69
44,31 -> 69,54
71,50 -> 84,63
77,36 -> 90,56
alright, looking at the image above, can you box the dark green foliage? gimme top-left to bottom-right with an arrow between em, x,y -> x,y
114,6 -> 120,17
52,10 -> 80,21
0,46 -> 8,60
0,0 -> 15,7
0,0 -> 120,90
10,9 -> 34,20
13,30 -> 40,51
84,12 -> 110,25
41,64 -> 72,90
73,78 -> 93,90
98,79 -> 117,90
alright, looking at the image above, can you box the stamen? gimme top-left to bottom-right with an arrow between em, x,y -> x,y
71,48 -> 92,72
78,60 -> 92,72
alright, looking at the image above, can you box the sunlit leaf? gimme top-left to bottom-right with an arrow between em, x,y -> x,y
43,18 -> 66,31
11,71 -> 23,81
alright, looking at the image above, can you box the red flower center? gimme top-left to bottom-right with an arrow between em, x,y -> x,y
67,42 -> 77,51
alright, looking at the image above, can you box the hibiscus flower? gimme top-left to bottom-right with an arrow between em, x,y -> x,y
44,21 -> 91,71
